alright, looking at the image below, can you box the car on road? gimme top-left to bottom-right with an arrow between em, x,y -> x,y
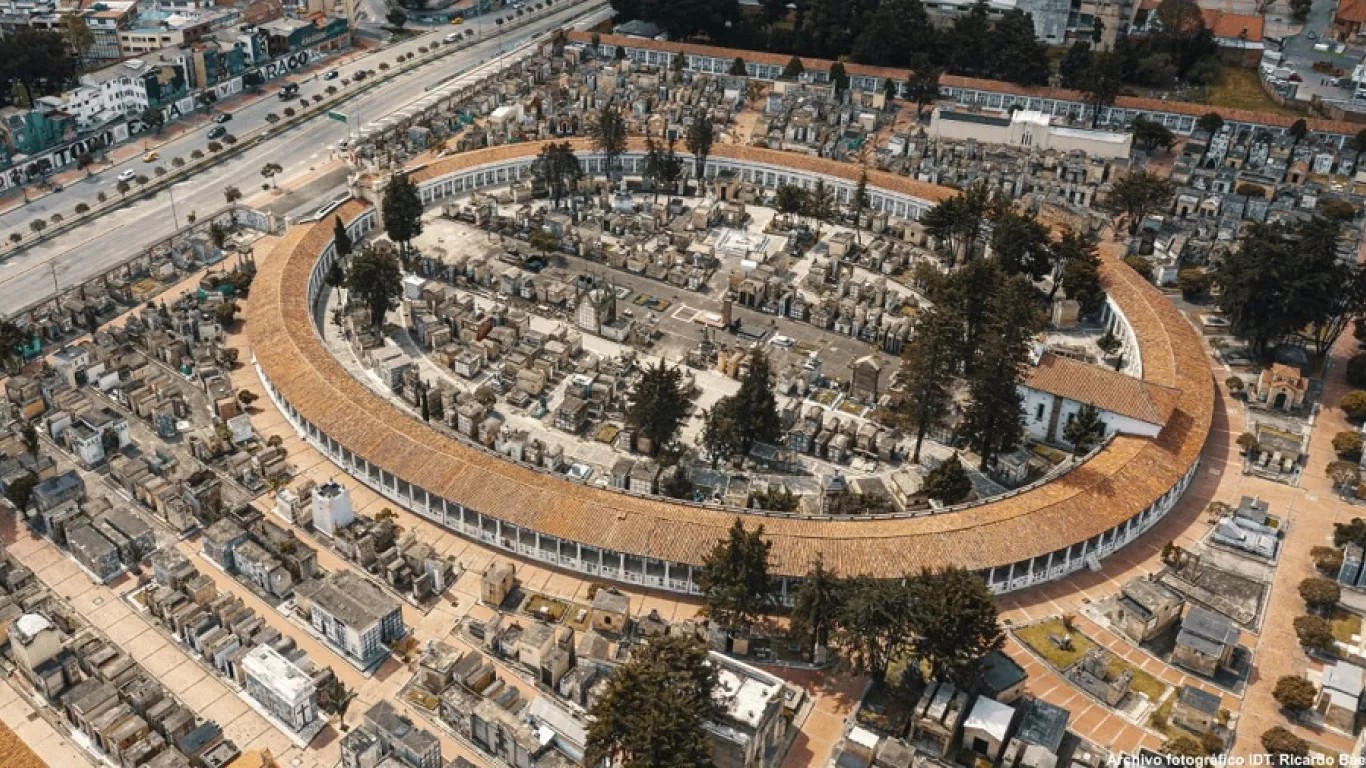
324,70 -> 339,80
142,151 -> 159,162
212,113 -> 232,123
1308,31 -> 1318,40
207,126 -> 227,140
445,32 -> 460,43
450,14 -> 463,23
769,334 -> 795,348
116,169 -> 136,182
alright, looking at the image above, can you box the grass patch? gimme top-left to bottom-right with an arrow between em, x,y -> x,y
1109,657 -> 1167,703
525,594 -> 570,623
1015,618 -> 1097,669
1148,693 -> 1175,735
1197,68 -> 1302,117
1331,608 -> 1362,644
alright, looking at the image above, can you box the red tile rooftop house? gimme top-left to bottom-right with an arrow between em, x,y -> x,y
1337,0 -> 1366,42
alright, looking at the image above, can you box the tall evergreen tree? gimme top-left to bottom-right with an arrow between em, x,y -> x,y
832,577 -> 909,682
698,399 -> 743,468
333,216 -> 353,259
923,452 -> 973,504
789,554 -> 844,661
899,305 -> 959,463
961,274 -> 1037,469
685,112 -> 713,183
906,568 -> 1003,684
990,211 -> 1053,280
346,244 -> 403,331
1062,403 -> 1106,453
585,635 -> 719,768
989,10 -> 1049,86
698,519 -> 773,630
732,349 -> 781,453
381,172 -> 423,253
590,105 -> 628,180
532,142 -> 582,207
1058,41 -> 1094,89
625,361 -> 689,455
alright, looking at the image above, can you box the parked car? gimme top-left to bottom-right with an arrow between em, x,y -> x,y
323,70 -> 339,80
212,113 -> 232,123
117,169 -> 136,182
142,151 -> 159,162
207,126 -> 227,139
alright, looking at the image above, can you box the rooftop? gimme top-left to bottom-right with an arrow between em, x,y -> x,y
1177,684 -> 1221,716
364,700 -> 439,757
297,570 -> 399,630
964,695 -> 1015,742
242,644 -> 316,705
248,142 -> 1213,579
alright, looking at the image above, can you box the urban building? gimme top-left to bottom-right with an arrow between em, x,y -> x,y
241,645 -> 318,734
294,570 -> 404,667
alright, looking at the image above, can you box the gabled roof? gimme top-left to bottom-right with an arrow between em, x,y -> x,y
1024,353 -> 1179,426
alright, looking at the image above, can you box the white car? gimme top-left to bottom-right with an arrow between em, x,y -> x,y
769,334 -> 795,348
116,169 -> 136,182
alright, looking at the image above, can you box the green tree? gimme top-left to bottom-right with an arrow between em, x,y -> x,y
789,554 -> 844,660
803,179 -> 835,239
1345,391 -> 1366,421
60,14 -> 95,67
0,319 -> 28,373
961,274 -> 1037,469
775,185 -> 807,227
1293,614 -> 1335,652
529,228 -> 560,258
1289,118 -> 1308,145
346,244 -> 402,331
590,105 -> 628,180
1334,430 -> 1363,460
585,635 -> 718,768
1261,727 -> 1309,763
922,453 -> 972,504
947,0 -> 993,77
1177,268 -> 1210,300
0,30 -> 78,105
906,66 -> 941,120
625,361 -> 689,455
729,56 -> 747,76
851,169 -> 869,245
697,400 -> 742,468
991,210 -> 1053,280
318,676 -> 356,729
906,567 -> 1003,683
223,185 -> 242,204
921,184 -> 989,267
531,141 -> 583,208
1062,403 -> 1106,453
1196,111 -> 1225,135
899,305 -> 959,463
781,55 -> 804,79
1347,354 -> 1366,387
1058,41 -> 1093,89
139,106 -> 165,134
4,472 -> 38,512
259,162 -> 283,189
333,216 -> 353,260
20,423 -> 39,458
988,9 -> 1049,86
1160,735 -> 1206,758
731,349 -> 781,453
698,518 -> 773,630
1299,577 -> 1341,610
657,137 -> 684,197
1103,171 -> 1174,234
1131,116 -> 1176,151
828,61 -> 848,97
386,7 -> 406,26
832,576 -> 909,682
382,172 -> 423,253
1273,676 -> 1316,712
685,112 -> 713,182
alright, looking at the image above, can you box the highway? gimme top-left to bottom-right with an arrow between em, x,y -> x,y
0,0 -> 611,311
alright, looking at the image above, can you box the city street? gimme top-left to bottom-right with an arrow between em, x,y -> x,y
0,0 -> 611,311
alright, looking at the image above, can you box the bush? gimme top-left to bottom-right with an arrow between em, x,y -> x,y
1312,546 -> 1345,575
1177,268 -> 1210,299
1349,355 -> 1366,388
1123,255 -> 1153,280
1273,676 -> 1317,712
8,233 -> 20,244
1236,432 -> 1258,454
97,191 -> 107,203
1225,376 -> 1244,393
154,165 -> 166,176
1261,727 -> 1308,760
1160,734 -> 1205,758
75,203 -> 89,214
191,149 -> 204,159
283,107 -> 296,118
1294,614 -> 1336,652
50,213 -> 62,224
172,156 -> 185,167
134,174 -> 148,185
1300,577 -> 1341,609
223,134 -> 237,145
207,141 -> 222,152
1346,391 -> 1366,420
1335,431 -> 1364,461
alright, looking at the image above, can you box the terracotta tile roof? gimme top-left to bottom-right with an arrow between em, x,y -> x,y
1207,11 -> 1264,43
567,31 -> 1357,137
248,142 -> 1212,579
1025,352 -> 1178,425
407,138 -> 955,205
1339,0 -> 1366,24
